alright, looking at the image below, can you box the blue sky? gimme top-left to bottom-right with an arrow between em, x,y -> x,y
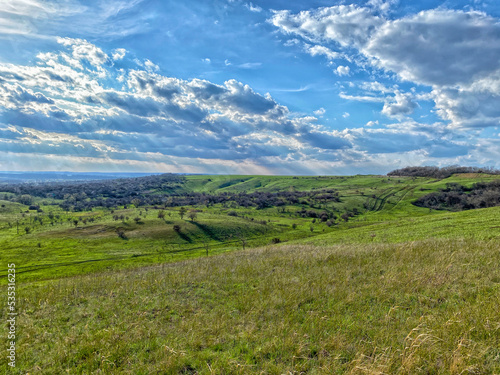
1,0 -> 500,174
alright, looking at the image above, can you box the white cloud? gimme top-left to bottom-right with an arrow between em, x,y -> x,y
342,112 -> 350,118
202,58 -> 211,64
381,91 -> 418,117
271,6 -> 500,129
313,107 -> 325,116
245,3 -> 262,13
2,33 -> 497,173
270,6 -> 382,47
363,10 -> 500,87
367,0 -> 398,15
334,65 -> 350,76
57,37 -> 108,68
0,0 -> 85,37
112,48 -> 127,60
339,92 -> 384,103
305,44 -> 340,61
0,39 -> 356,172
237,62 -> 262,69
144,59 -> 159,72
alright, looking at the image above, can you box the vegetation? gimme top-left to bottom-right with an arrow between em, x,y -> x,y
388,165 -> 500,179
3,238 -> 499,373
1,168 -> 500,373
414,180 -> 500,211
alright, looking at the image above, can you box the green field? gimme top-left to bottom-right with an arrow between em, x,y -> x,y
1,173 -> 499,373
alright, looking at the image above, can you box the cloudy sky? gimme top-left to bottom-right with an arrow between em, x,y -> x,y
1,0 -> 499,174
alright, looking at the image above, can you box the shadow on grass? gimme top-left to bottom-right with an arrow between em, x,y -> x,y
176,231 -> 192,243
192,222 -> 222,241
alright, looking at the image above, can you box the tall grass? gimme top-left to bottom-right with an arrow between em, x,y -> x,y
2,238 -> 499,373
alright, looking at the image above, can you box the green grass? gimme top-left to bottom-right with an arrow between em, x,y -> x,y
1,173 -> 500,283
304,206 -> 500,245
2,238 -> 499,373
1,173 -> 500,373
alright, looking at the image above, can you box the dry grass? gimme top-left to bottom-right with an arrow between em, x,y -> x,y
2,238 -> 500,374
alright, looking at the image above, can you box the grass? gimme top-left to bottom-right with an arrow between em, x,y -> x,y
2,238 -> 499,373
1,173 -> 500,373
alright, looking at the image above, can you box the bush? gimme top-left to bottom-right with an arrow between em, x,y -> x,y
116,228 -> 127,239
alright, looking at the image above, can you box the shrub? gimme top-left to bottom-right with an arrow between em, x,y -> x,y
116,228 -> 127,239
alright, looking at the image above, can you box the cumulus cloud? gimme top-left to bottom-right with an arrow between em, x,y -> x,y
367,0 -> 398,15
112,48 -> 127,60
313,108 -> 325,116
57,37 -> 109,69
0,39 -> 357,172
270,6 -> 382,47
334,65 -> 350,76
381,91 -> 418,117
270,5 -> 500,129
305,44 -> 340,61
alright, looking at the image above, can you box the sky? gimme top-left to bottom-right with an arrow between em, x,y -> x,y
0,0 -> 500,175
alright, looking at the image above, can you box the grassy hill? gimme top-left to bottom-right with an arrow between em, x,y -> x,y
3,238 -> 499,373
1,172 -> 499,373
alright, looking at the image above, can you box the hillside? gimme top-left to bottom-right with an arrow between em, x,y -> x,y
3,238 -> 499,373
1,172 -> 500,373
1,173 -> 500,283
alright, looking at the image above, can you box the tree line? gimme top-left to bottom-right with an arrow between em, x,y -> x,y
388,166 -> 500,179
413,180 -> 500,211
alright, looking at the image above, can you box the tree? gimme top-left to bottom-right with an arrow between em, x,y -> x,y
237,234 -> 247,250
18,194 -> 33,205
179,206 -> 187,220
202,238 -> 210,256
157,210 -> 165,219
188,210 -> 197,221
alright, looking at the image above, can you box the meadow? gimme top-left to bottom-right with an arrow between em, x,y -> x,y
1,172 -> 499,373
